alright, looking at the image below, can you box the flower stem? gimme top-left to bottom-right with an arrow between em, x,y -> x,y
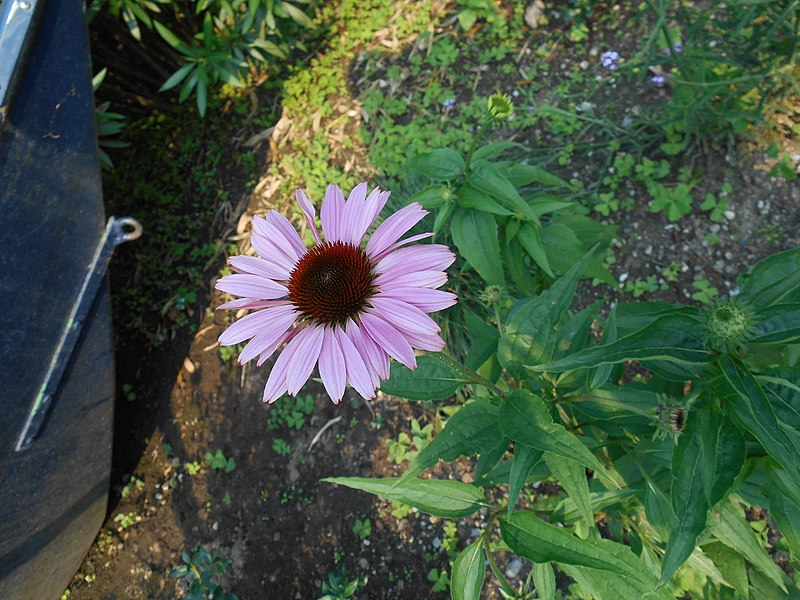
464,121 -> 488,171
429,352 -> 507,398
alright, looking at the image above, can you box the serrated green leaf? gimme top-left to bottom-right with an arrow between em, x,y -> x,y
403,401 -> 503,481
450,540 -> 485,600
451,207 -> 504,287
322,477 -> 486,518
498,390 -> 615,485
380,354 -> 465,401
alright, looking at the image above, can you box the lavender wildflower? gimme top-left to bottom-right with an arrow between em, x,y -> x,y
443,98 -> 456,109
600,51 -> 619,70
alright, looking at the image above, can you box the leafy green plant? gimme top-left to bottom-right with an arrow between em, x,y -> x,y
268,394 -> 314,430
272,438 -> 292,456
170,546 -> 238,600
352,517 -> 371,540
386,419 -> 433,465
205,449 -> 236,473
427,567 -> 450,592
318,565 -> 367,600
691,278 -> 718,304
92,68 -> 129,169
456,0 -> 499,31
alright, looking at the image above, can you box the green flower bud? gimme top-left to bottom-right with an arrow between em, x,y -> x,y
487,92 -> 514,121
704,300 -> 755,351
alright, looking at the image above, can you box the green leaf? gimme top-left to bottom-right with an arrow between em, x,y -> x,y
450,540 -> 485,600
464,309 -> 500,371
154,21 -> 183,48
323,477 -> 486,518
409,185 -> 445,209
280,0 -> 314,27
750,303 -> 800,344
530,313 -> 711,373
468,159 -> 539,222
407,149 -> 465,181
532,563 -> 556,600
472,141 -> 525,161
517,223 -> 553,276
458,7 -> 477,30
497,252 -> 590,376
457,185 -> 513,216
720,356 -> 800,482
160,63 -> 194,92
500,512 -> 670,598
451,207 -> 504,287
709,499 -> 787,592
544,452 -> 594,530
380,354 -> 465,401
737,247 -> 800,309
498,390 -> 615,485
703,541 -> 749,599
508,443 -> 543,517
403,401 -> 503,481
766,484 -> 800,560
503,238 -> 538,295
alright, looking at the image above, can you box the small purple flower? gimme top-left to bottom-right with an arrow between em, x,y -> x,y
650,74 -> 668,85
443,98 -> 456,109
600,51 -> 620,70
673,42 -> 683,53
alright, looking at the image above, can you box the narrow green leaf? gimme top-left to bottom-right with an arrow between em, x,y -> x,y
472,141 -> 525,161
532,563 -> 556,600
767,485 -> 800,560
160,63 -> 194,92
407,148 -> 465,181
703,541 -> 749,599
709,499 -> 787,592
497,252 -> 590,376
503,238 -> 538,295
544,452 -> 594,530
750,303 -> 800,344
467,159 -> 539,222
154,21 -> 182,48
508,443 -> 543,517
457,185 -> 513,216
517,223 -> 553,276
530,313 -> 711,373
280,0 -> 315,27
323,477 -> 485,518
451,540 -> 485,600
451,207 -> 504,287
380,354 -> 465,401
498,390 -> 615,485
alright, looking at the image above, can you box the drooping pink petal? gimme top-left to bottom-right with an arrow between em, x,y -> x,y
216,298 -> 290,311
318,328 -> 346,404
263,330 -> 308,403
368,297 -> 440,335
252,216 -> 302,264
295,189 -> 321,245
229,255 -> 290,281
341,182 -> 368,245
397,328 -> 447,352
257,327 -> 297,367
365,202 -> 428,259
334,326 -> 376,400
215,274 -> 288,300
285,324 -> 325,395
236,305 -> 297,364
375,244 -> 456,279
265,210 -> 307,257
372,231 -> 433,261
321,184 -> 346,242
219,304 -> 292,345
345,320 -> 384,385
250,233 -> 296,273
376,288 -> 457,313
374,270 -> 448,291
360,312 -> 417,370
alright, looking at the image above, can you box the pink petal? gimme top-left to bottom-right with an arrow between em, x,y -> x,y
215,273 -> 288,300
262,333 -> 303,403
352,187 -> 391,247
341,182 -> 368,245
334,327 -> 376,400
229,255 -> 289,281
286,325 -> 325,395
345,320 -> 384,385
375,270 -> 448,291
376,288 -> 457,313
219,305 -> 293,345
365,202 -> 428,259
360,312 -> 417,370
217,298 -> 290,311
375,245 -> 456,279
236,305 -> 297,364
321,184 -> 346,242
252,216 -> 302,264
372,231 -> 433,261
397,328 -> 446,352
295,189 -> 321,245
318,328 -> 346,404
257,327 -> 297,367
368,297 -> 440,335
265,211 -> 307,257
250,233 -> 296,273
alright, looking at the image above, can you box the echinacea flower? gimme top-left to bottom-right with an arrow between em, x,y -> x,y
215,183 -> 457,404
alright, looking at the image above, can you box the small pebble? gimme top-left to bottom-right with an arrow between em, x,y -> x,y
505,558 -> 523,578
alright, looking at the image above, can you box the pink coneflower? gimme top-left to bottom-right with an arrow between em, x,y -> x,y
215,182 -> 457,404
